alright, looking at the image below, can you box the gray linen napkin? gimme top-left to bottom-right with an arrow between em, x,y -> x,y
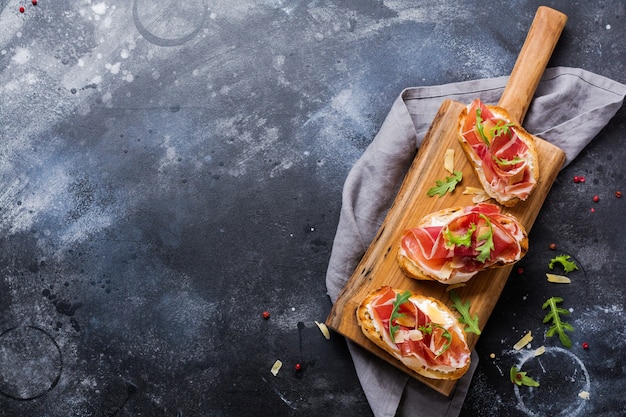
325,67 -> 626,417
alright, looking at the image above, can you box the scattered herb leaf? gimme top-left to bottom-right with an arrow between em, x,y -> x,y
489,121 -> 515,138
444,223 -> 476,249
542,296 -> 574,348
427,171 -> 463,197
475,214 -> 494,263
389,290 -> 412,343
449,290 -> 481,335
510,366 -> 540,387
475,107 -> 489,145
418,322 -> 452,357
494,155 -> 524,166
549,255 -> 578,274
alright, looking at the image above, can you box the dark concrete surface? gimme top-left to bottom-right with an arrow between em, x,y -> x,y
0,1 -> 624,416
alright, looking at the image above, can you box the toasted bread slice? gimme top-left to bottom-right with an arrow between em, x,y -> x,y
458,101 -> 539,207
397,204 -> 528,284
357,286 -> 471,380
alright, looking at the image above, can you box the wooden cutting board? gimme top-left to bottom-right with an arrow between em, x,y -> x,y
326,7 -> 567,396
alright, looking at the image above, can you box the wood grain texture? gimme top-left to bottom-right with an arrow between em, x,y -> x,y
326,99 -> 566,396
498,6 -> 568,123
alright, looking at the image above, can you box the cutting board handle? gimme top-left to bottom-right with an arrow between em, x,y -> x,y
498,6 -> 567,124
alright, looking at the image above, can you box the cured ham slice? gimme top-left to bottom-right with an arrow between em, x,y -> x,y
398,203 -> 528,284
458,99 -> 539,207
357,286 -> 471,380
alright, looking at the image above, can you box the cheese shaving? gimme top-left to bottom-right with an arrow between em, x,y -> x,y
445,283 -> 467,292
438,262 -> 453,280
463,186 -> 491,203
472,193 -> 491,203
546,273 -> 571,284
578,391 -> 590,400
394,330 -> 407,343
270,360 -> 282,376
408,329 -> 424,341
534,346 -> 546,356
513,331 -> 533,350
463,186 -> 485,195
444,149 -> 455,173
314,321 -> 331,340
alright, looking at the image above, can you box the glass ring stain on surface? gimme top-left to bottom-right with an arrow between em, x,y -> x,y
0,325 -> 63,401
133,0 -> 208,47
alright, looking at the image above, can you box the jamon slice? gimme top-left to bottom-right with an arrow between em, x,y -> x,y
397,203 -> 528,284
357,286 -> 471,380
458,99 -> 539,207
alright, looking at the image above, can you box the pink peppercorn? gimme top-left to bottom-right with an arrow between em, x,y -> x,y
593,195 -> 599,202
582,342 -> 589,349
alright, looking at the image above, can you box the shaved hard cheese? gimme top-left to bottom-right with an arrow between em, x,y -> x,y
513,331 -> 533,350
419,298 -> 451,326
546,273 -> 571,284
579,391 -> 591,400
462,186 -> 486,195
394,328 -> 425,343
444,148 -> 455,173
534,346 -> 546,356
314,321 -> 331,340
445,282 -> 467,292
270,360 -> 282,376
408,329 -> 424,341
472,193 -> 491,204
462,186 -> 491,203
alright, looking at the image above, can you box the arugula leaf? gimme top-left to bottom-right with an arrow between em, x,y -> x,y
443,223 -> 476,249
549,255 -> 578,274
494,155 -> 524,166
489,121 -> 515,138
475,107 -> 490,145
418,323 -> 452,358
389,290 -> 412,343
427,171 -> 463,197
449,290 -> 481,335
475,214 -> 494,263
542,296 -> 574,348
510,366 -> 540,387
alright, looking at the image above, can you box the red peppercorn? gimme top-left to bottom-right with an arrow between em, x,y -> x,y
32,0 -> 37,6
262,311 -> 270,319
573,176 -> 580,183
590,207 -> 595,213
579,176 -> 586,183
549,243 -> 557,250
516,373 -> 522,380
582,342 -> 589,349
593,195 -> 599,202
295,363 -> 302,371
517,267 -> 524,274
19,6 -> 25,13
616,191 -> 622,198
